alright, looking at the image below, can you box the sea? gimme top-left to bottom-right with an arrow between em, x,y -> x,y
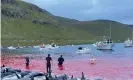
1,43 -> 133,80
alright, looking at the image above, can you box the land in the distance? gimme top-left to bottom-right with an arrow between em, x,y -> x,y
1,0 -> 132,46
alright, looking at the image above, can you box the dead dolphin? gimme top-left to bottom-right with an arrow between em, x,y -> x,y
20,71 -> 32,78
1,72 -> 21,80
95,79 -> 103,80
1,67 -> 21,79
1,67 -> 21,73
69,75 -> 77,80
23,72 -> 46,80
53,74 -> 68,80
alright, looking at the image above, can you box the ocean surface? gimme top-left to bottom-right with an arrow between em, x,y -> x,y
2,43 -> 133,59
1,43 -> 133,80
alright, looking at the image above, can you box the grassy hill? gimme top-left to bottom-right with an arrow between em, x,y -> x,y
1,0 -> 132,46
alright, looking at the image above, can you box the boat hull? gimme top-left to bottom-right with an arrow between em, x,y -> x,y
96,44 -> 114,50
124,39 -> 133,47
76,48 -> 91,54
124,43 -> 133,47
76,50 -> 91,54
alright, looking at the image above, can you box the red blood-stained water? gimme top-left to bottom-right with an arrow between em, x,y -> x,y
1,54 -> 133,80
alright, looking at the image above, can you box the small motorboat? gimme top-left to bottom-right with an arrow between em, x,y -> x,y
76,47 -> 91,54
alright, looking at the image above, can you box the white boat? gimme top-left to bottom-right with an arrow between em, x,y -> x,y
124,38 -> 133,47
94,36 -> 114,50
16,46 -> 24,49
7,46 -> 16,50
94,22 -> 114,50
33,45 -> 40,48
124,27 -> 133,47
76,47 -> 91,54
39,43 -> 59,50
19,46 -> 23,48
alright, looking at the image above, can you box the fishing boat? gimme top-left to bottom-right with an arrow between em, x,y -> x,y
94,36 -> 114,50
76,47 -> 91,54
93,22 -> 114,50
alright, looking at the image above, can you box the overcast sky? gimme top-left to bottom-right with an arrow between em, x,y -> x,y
23,0 -> 133,24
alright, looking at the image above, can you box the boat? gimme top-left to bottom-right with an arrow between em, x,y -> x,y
124,27 -> 133,47
39,43 -> 59,50
33,45 -> 40,48
71,44 -> 74,46
124,38 -> 133,47
7,46 -> 16,50
76,47 -> 91,54
93,22 -> 114,50
16,46 -> 24,49
94,36 -> 114,50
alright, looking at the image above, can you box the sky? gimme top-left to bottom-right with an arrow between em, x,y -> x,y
23,0 -> 133,24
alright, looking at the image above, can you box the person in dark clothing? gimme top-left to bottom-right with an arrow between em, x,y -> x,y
58,55 -> 64,70
46,54 -> 52,73
25,56 -> 29,67
2,64 -> 5,67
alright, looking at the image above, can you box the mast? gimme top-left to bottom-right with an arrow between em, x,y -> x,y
132,27 -> 133,41
109,21 -> 112,39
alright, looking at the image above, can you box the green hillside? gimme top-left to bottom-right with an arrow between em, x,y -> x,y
1,0 -> 132,46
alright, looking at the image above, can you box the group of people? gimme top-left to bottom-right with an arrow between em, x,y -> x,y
25,54 -> 65,73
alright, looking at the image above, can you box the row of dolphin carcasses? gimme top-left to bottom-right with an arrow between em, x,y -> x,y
1,66 -> 103,80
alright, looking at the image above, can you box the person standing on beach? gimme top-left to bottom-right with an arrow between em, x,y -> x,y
46,54 -> 52,73
58,55 -> 64,70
